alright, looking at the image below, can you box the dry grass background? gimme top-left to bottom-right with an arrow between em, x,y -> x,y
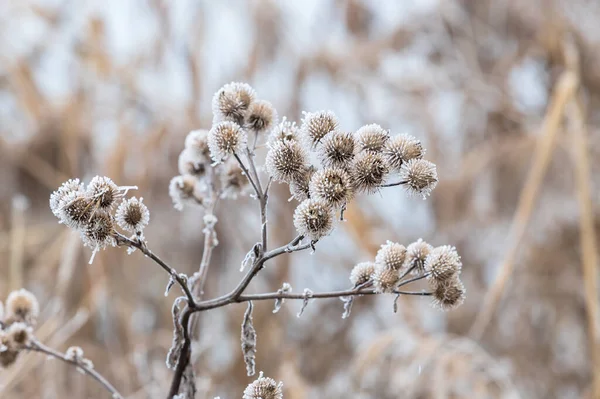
1,0 -> 600,398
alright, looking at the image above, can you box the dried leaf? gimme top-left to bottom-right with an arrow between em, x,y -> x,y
297,288 -> 313,317
273,282 -> 292,314
241,301 -> 257,376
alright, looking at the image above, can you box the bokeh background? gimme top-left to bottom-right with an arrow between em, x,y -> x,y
1,0 -> 600,398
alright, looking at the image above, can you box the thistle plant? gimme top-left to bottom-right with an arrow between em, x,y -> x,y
32,82 -> 465,398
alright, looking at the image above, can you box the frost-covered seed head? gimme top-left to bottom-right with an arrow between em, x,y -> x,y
400,159 -> 438,198
405,238 -> 433,274
220,160 -> 250,199
65,346 -> 84,362
57,193 -> 94,229
243,372 -> 283,399
115,197 -> 149,232
384,134 -> 424,170
289,166 -> 316,202
81,211 -> 115,250
350,262 -> 376,286
86,176 -> 119,210
355,124 -> 389,153
372,264 -> 400,293
6,289 -> 39,325
169,175 -> 205,211
184,129 -> 211,160
425,245 -> 462,285
375,241 -> 407,271
309,167 -> 353,208
265,139 -> 308,183
293,198 -> 334,240
351,151 -> 389,193
432,277 -> 466,311
318,131 -> 355,169
6,322 -> 31,348
208,121 -> 247,162
0,341 -> 19,367
212,82 -> 256,124
301,110 -> 339,147
245,99 -> 278,135
178,148 -> 207,177
268,117 -> 299,144
49,179 -> 84,219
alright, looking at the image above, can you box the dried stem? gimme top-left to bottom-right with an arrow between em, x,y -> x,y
233,153 -> 261,197
116,233 -> 197,308
380,180 -> 407,188
469,70 -> 578,339
567,94 -> 600,398
27,340 -> 123,399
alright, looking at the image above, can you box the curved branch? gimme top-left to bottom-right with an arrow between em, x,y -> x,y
27,340 -> 123,399
116,233 -> 197,308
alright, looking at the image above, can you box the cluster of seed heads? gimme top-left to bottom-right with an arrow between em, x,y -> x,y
263,108 -> 438,241
0,289 -> 38,367
170,82 -> 281,210
350,238 -> 465,310
45,81 -> 464,398
50,177 -> 149,262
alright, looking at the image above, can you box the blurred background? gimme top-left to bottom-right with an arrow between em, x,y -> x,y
1,0 -> 600,398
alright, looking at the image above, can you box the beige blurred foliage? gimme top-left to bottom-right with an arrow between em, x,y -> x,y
0,0 -> 600,398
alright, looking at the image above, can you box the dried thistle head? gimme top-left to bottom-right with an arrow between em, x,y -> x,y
425,245 -> 462,285
5,322 -> 32,348
245,99 -> 278,135
86,176 -> 120,210
350,262 -> 376,286
309,167 -> 353,208
220,160 -> 250,199
400,159 -> 438,198
384,134 -> 424,171
268,117 -> 299,144
301,110 -> 339,147
178,148 -> 207,178
432,277 -> 466,311
372,264 -> 399,293
5,289 -> 39,326
115,197 -> 150,233
169,175 -> 207,211
184,129 -> 211,160
375,241 -> 407,271
289,166 -> 316,202
293,198 -> 334,240
208,121 -> 247,162
355,123 -> 389,153
265,139 -> 308,183
318,130 -> 355,169
243,372 -> 283,399
55,193 -> 94,230
405,238 -> 433,274
80,210 -> 116,255
0,338 -> 19,367
351,151 -> 389,193
49,178 -> 85,219
212,82 -> 256,124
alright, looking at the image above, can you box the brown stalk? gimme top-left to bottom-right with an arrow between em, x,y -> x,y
469,70 -> 578,339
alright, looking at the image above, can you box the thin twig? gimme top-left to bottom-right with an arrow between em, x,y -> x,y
27,340 -> 123,399
116,233 -> 196,308
233,153 -> 261,197
380,180 -> 407,188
